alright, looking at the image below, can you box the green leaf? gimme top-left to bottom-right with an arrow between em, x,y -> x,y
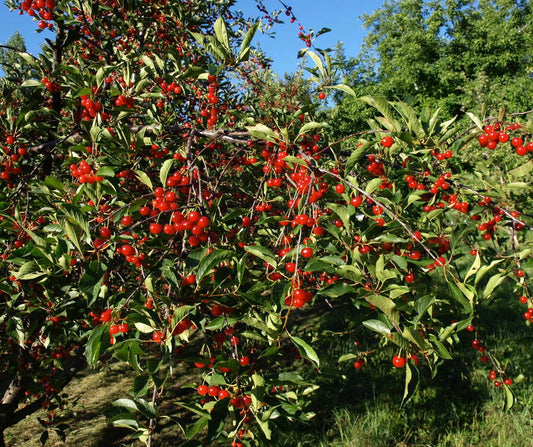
238,22 -> 259,62
21,79 -> 41,87
362,319 -> 392,335
79,261 -> 108,306
366,294 -> 398,322
306,50 -> 325,78
296,121 -> 328,139
359,96 -> 400,131
338,353 -> 358,363
482,273 -> 506,299
15,261 -> 44,280
365,177 -> 384,195
464,253 -> 481,282
466,112 -> 484,131
185,417 -> 209,440
213,17 -> 230,51
503,385 -> 515,411
246,123 -> 280,142
207,399 -> 229,441
44,176 -> 64,191
197,249 -> 235,282
290,336 -> 320,367
320,282 -> 356,298
244,244 -> 277,268
134,322 -> 154,333
327,202 -> 353,231
345,141 -> 372,172
159,159 -> 174,187
326,84 -> 356,97
85,324 -> 108,366
401,362 -> 419,406
113,398 -> 138,412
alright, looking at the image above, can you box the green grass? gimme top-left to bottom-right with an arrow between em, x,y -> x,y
4,297 -> 533,447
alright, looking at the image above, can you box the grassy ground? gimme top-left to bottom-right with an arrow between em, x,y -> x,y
4,298 -> 533,447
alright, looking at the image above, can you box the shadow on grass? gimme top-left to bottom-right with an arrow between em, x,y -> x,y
267,296 -> 532,446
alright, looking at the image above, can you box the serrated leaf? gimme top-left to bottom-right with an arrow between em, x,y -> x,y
482,273 -> 506,299
197,249 -> 235,282
15,261 -> 43,280
246,123 -> 279,142
365,177 -> 384,195
325,83 -> 356,97
85,324 -> 107,366
134,322 -> 155,333
466,112 -> 484,131
159,159 -> 174,187
135,170 -> 153,190
327,202 -> 352,231
401,362 -> 419,406
503,385 -> 515,411
338,353 -> 358,363
44,176 -> 64,191
464,253 -> 482,282
113,398 -> 138,412
21,79 -> 41,87
214,17 -> 230,51
345,141 -> 372,172
239,21 -> 259,57
296,121 -> 328,139
244,244 -> 277,268
306,50 -> 325,78
291,336 -> 320,367
362,319 -> 392,335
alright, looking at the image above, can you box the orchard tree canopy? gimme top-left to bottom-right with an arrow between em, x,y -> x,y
0,1 -> 532,446
327,0 -> 533,140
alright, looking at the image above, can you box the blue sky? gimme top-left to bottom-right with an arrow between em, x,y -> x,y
0,0 -> 385,75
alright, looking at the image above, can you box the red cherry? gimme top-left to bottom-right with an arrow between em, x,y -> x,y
152,331 -> 163,343
121,215 -> 133,226
353,359 -> 365,369
335,184 -> 345,194
381,136 -> 394,147
392,355 -> 406,368
318,92 -> 326,100
99,227 -> 112,239
197,384 -> 208,396
301,247 -> 314,258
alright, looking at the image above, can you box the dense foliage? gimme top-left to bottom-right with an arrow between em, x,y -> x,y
0,1 -> 531,446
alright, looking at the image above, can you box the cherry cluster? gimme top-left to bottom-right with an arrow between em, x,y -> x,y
19,0 -> 56,29
69,160 -> 104,184
477,122 -> 533,156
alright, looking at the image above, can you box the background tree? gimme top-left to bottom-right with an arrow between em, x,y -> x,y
0,31 -> 30,79
325,0 -> 533,146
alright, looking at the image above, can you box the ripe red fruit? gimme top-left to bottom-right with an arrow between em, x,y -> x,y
392,355 -> 406,368
478,134 -> 489,146
353,359 -> 365,369
350,196 -> 363,207
372,205 -> 383,215
381,136 -> 394,147
152,331 -> 163,343
149,222 -> 163,234
318,92 -> 326,100
207,386 -> 220,397
100,309 -> 112,322
121,215 -> 133,226
5,135 -> 14,145
197,384 -> 208,396
301,247 -> 314,258
335,184 -> 345,194
99,227 -> 112,239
